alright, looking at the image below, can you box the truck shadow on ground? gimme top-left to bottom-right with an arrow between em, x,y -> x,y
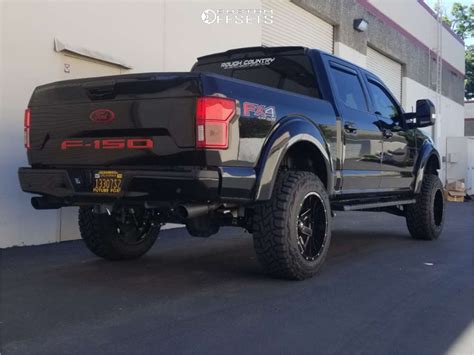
58,223 -> 415,291
44,205 -> 468,290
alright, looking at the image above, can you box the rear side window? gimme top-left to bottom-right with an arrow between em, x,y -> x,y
193,55 -> 320,98
330,66 -> 368,112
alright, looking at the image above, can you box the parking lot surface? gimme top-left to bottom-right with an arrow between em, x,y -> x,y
2,202 -> 473,355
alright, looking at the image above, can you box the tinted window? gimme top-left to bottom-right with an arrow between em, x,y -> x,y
193,55 -> 320,98
330,66 -> 368,111
368,80 -> 399,119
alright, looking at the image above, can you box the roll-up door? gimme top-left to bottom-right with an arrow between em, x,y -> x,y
367,46 -> 402,102
262,0 -> 333,53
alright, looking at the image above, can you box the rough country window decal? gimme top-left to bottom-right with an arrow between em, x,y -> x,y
220,57 -> 275,70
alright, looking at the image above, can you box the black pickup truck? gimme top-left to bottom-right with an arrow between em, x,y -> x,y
19,47 -> 444,280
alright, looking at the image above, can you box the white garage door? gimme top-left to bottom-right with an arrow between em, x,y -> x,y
367,47 -> 402,102
262,0 -> 333,53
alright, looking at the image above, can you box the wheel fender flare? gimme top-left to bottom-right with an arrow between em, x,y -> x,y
413,141 -> 441,194
253,116 -> 333,201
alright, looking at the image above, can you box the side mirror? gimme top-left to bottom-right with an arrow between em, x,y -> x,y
415,99 -> 436,127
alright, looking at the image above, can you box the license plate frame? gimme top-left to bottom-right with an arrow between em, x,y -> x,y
92,170 -> 123,194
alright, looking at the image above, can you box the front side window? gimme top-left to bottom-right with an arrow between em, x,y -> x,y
368,80 -> 399,119
330,66 -> 368,112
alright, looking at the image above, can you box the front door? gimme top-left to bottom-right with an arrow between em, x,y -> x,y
365,76 -> 414,190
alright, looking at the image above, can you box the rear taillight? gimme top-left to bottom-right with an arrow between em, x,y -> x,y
196,97 -> 236,149
24,108 -> 31,149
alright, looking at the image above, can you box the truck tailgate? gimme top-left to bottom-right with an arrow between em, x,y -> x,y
27,73 -> 202,167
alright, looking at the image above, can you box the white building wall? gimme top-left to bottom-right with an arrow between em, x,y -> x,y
368,0 -> 465,74
465,102 -> 474,119
402,77 -> 465,184
163,0 -> 261,71
0,0 -> 262,248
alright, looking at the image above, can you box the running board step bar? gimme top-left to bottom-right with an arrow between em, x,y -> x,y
333,199 -> 416,211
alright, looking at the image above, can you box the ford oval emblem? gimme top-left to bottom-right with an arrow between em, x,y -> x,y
90,109 -> 115,123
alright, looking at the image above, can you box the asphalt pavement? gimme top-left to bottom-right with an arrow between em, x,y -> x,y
1,202 -> 473,355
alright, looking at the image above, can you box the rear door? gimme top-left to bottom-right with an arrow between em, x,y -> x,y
364,74 -> 414,190
326,59 -> 383,192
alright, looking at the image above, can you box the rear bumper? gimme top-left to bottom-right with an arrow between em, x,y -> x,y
18,166 -> 256,207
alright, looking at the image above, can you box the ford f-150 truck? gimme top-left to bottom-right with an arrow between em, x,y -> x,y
19,46 -> 444,280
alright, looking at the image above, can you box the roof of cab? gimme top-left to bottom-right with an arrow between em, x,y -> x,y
197,46 -> 311,63
196,45 -> 385,86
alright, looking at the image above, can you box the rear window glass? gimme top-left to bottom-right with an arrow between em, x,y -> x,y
193,55 -> 320,98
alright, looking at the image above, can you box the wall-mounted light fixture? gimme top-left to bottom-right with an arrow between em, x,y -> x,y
353,18 -> 368,32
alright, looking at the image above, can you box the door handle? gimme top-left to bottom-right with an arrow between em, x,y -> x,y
344,122 -> 357,134
382,129 -> 393,139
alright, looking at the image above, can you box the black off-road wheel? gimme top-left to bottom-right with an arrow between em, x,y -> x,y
406,174 -> 445,240
252,171 -> 331,280
79,207 -> 160,260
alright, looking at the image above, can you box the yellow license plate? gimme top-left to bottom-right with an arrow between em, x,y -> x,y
92,171 -> 123,194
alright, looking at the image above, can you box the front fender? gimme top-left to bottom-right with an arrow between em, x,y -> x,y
413,140 -> 441,194
254,116 -> 333,201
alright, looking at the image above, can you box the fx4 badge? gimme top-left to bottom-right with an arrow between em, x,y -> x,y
243,102 -> 276,121
61,138 -> 154,150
